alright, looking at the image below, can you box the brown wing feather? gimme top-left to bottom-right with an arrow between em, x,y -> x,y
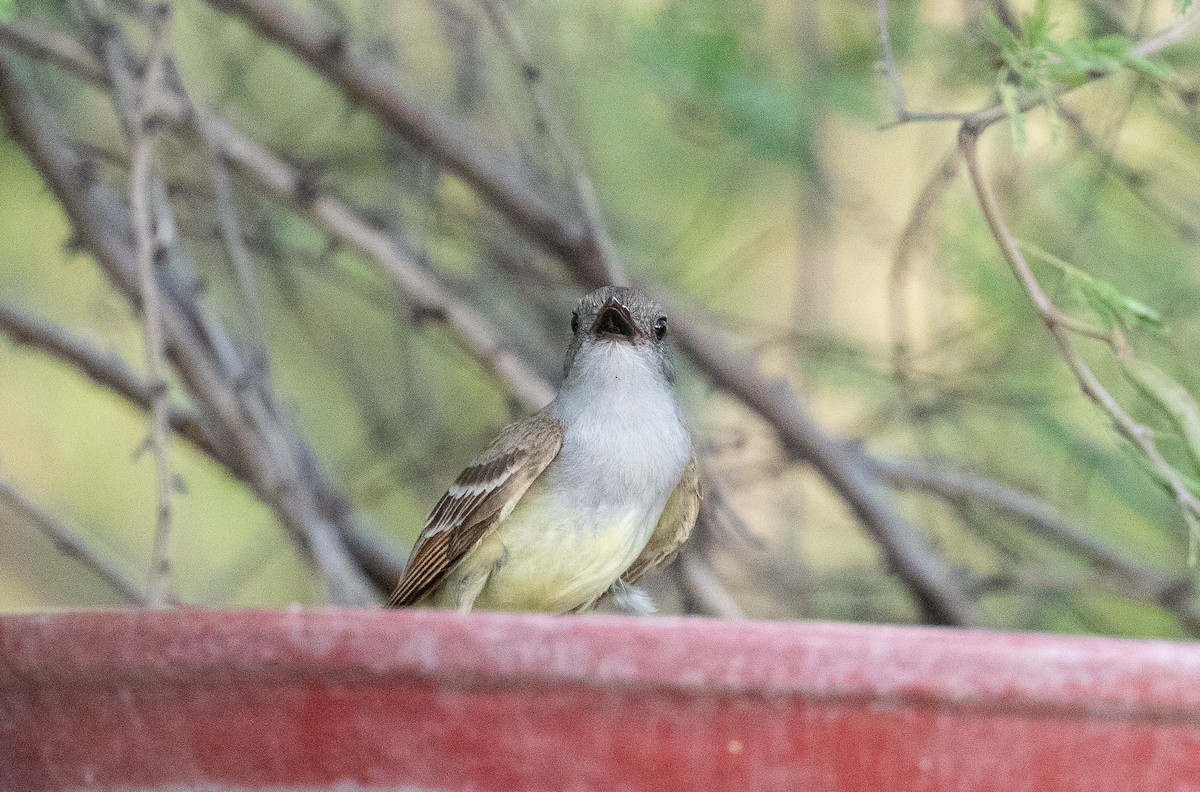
622,454 -> 701,585
387,410 -> 564,607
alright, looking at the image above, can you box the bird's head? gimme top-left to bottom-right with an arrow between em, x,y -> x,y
562,286 -> 672,381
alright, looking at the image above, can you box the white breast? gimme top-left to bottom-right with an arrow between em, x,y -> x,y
459,339 -> 691,612
548,339 -> 692,511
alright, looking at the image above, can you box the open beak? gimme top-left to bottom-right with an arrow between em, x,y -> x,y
592,298 -> 638,341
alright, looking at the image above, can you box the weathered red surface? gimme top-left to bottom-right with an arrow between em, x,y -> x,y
1,609 -> 1199,791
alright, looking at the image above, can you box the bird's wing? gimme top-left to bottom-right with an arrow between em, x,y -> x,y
387,410 -> 564,607
621,454 -> 701,585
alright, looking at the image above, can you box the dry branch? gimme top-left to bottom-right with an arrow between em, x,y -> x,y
123,2 -> 177,606
202,0 -> 587,264
0,50 -> 377,606
201,0 -> 987,625
0,479 -> 149,604
0,301 -> 230,468
878,457 -> 1200,633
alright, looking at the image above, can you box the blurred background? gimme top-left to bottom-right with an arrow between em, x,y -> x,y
1,0 -> 1199,636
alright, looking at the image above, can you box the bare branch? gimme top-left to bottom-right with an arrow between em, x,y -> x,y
0,16 -> 547,596
667,303 -> 982,626
0,51 -> 378,606
477,0 -> 629,287
123,1 -> 177,606
875,0 -> 973,129
1132,7 -> 1200,58
202,0 -> 587,263
0,301 -> 232,469
877,457 -> 1200,633
0,19 -> 99,78
207,115 -> 556,411
0,479 -> 149,605
195,113 -> 271,376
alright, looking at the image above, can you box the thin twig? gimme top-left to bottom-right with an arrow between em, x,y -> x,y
0,16 -> 542,597
875,0 -> 973,129
888,146 -> 959,384
1133,6 -> 1200,57
958,126 -> 1200,556
208,116 -> 557,411
666,302 -> 982,626
0,301 -> 231,469
0,479 -> 149,604
202,0 -> 587,262
477,0 -> 629,286
0,50 -> 378,606
127,3 -> 176,607
877,457 -> 1200,633
196,112 -> 271,379
0,18 -> 98,77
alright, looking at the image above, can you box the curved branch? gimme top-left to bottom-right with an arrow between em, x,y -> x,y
191,0 -> 982,625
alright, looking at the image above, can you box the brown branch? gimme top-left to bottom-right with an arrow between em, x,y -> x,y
877,457 -> 1200,633
123,1 -> 176,606
958,125 -> 1200,564
667,304 -> 981,626
0,50 -> 378,606
477,0 -> 629,287
206,115 -> 556,412
0,17 -> 546,598
0,18 -> 99,78
0,479 -> 149,605
875,0 -> 973,129
0,301 -> 233,468
186,1 -> 984,625
201,0 -> 588,265
1,295 -> 406,596
196,112 -> 271,374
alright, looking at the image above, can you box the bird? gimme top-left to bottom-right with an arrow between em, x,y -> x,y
387,285 -> 700,614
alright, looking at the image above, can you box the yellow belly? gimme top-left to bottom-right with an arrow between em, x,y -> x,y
430,480 -> 654,613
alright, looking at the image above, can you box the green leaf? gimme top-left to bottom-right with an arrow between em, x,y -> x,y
1020,242 -> 1164,332
0,0 -> 14,22
998,80 -> 1025,150
983,6 -> 1172,152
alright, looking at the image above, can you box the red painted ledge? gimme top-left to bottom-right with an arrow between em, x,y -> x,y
2,608 -> 1199,791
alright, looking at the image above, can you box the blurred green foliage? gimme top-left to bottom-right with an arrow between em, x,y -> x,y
986,0 -> 1171,147
1,0 -> 1199,635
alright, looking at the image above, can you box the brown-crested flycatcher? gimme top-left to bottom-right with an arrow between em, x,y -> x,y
388,286 -> 699,614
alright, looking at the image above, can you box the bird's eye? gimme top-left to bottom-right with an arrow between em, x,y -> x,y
571,312 -> 579,334
654,316 -> 668,340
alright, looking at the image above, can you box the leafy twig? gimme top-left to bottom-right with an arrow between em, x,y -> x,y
959,127 -> 1200,561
